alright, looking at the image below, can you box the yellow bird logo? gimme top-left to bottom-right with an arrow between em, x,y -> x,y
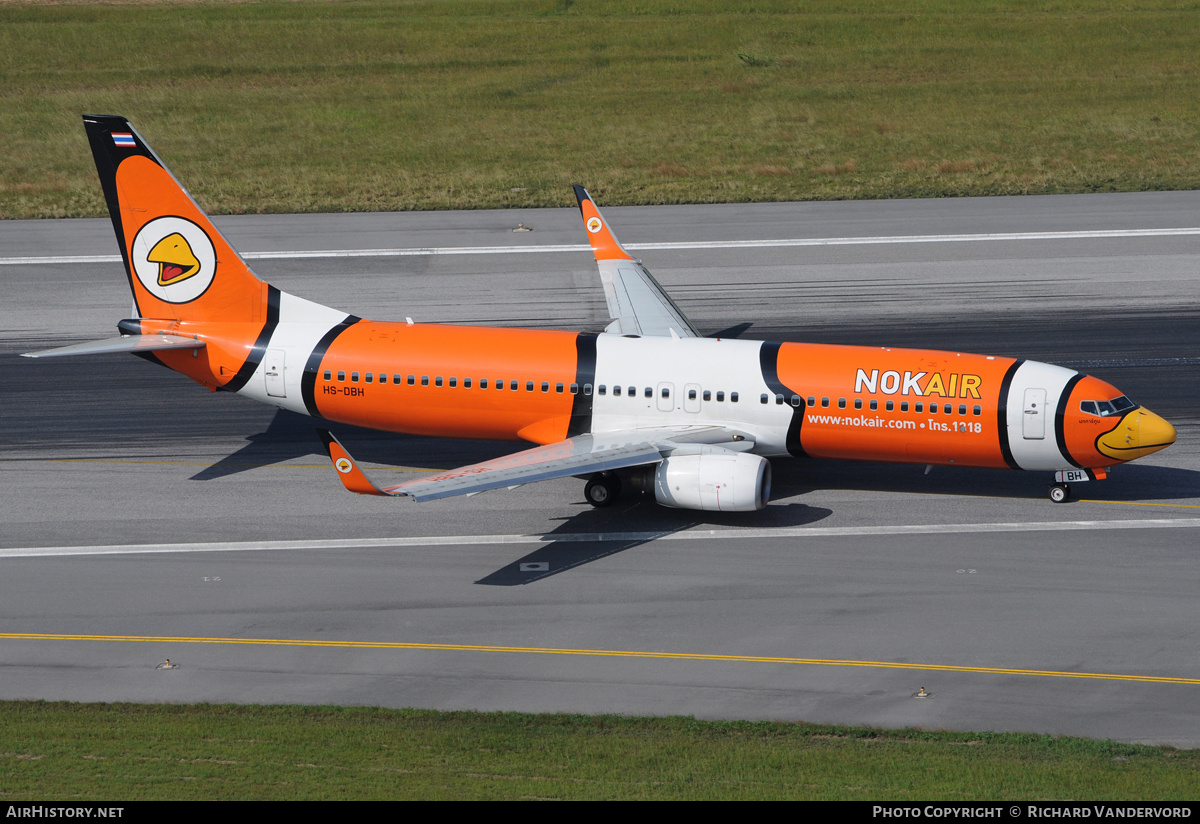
147,232 -> 201,287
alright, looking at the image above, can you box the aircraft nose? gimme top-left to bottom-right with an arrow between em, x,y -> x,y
1097,408 -> 1176,461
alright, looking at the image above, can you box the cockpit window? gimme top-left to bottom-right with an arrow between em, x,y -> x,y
1081,395 -> 1137,417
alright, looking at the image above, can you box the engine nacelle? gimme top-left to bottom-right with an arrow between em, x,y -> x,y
653,452 -> 771,511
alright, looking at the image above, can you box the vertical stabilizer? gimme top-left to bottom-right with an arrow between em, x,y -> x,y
83,115 -> 267,324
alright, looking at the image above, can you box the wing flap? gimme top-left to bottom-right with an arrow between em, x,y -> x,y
385,435 -> 664,501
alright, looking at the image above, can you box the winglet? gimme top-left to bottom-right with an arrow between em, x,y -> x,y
573,185 -> 634,262
317,430 -> 390,496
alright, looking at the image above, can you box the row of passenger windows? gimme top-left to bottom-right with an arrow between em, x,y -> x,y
321,371 -> 744,402
765,393 -> 983,416
324,370 -> 584,394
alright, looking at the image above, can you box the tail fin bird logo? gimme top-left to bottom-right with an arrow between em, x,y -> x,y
130,216 -> 217,304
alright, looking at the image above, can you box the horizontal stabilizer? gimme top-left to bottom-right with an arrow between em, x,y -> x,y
21,334 -> 205,359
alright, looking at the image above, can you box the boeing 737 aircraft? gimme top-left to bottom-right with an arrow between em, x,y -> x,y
24,116 -> 1177,511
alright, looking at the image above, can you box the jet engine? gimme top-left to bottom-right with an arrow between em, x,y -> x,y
651,452 -> 771,512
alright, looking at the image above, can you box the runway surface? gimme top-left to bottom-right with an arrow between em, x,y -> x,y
2,192 -> 1200,746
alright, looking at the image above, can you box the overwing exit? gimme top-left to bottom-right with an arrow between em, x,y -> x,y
23,116 -> 1176,510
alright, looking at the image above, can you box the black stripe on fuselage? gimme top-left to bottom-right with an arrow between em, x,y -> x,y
1055,373 -> 1086,469
567,332 -> 598,437
758,341 -> 807,458
301,316 -> 362,417
996,359 -> 1024,470
221,285 -> 282,393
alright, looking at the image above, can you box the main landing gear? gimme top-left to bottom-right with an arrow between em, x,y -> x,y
1048,483 -> 1071,503
584,472 -> 621,507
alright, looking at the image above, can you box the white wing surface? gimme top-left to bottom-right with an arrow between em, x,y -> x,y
574,185 -> 700,339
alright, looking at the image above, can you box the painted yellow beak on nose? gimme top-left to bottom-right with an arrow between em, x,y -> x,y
1097,408 -> 1176,461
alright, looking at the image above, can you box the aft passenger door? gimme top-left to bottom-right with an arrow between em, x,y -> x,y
1022,388 -> 1046,439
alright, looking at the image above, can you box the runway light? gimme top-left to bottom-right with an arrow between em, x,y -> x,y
912,687 -> 932,698
155,659 -> 179,670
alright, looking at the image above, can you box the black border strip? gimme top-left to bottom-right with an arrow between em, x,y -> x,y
996,359 -> 1024,470
1054,373 -> 1086,468
567,332 -> 598,437
759,341 -> 807,458
221,285 -> 281,393
301,316 -> 362,417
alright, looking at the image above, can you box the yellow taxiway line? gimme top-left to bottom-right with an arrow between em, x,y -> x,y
1,632 -> 1196,686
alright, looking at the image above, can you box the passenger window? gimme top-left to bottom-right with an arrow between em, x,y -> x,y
323,370 -> 331,381
584,384 -> 592,395
449,377 -> 457,388
900,401 -> 908,412
351,372 -> 360,383
435,376 -> 443,387
973,405 -> 982,416
886,400 -> 893,411
716,391 -> 725,402
379,374 -> 387,385
688,389 -> 697,400
407,375 -> 415,386
838,398 -> 846,409
776,394 -> 785,405
929,403 -> 937,414
337,371 -> 345,382
854,398 -> 862,410
870,399 -> 878,411
645,387 -> 652,398
570,383 -> 578,394
731,392 -> 739,402
793,395 -> 802,408
463,378 -> 471,388
959,404 -> 967,415
821,397 -> 830,408
915,402 -> 923,412
613,386 -> 622,397
511,381 -> 519,391
541,382 -> 549,393
599,385 -> 607,395
628,386 -> 636,397
480,379 -> 487,389
365,373 -> 373,384
703,390 -> 711,401
496,380 -> 504,390
526,381 -> 534,392
421,376 -> 429,386
760,394 -> 769,404
807,396 -> 816,407
556,383 -> 564,393
394,375 -> 402,385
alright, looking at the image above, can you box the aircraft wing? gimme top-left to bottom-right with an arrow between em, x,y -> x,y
573,185 -> 701,338
319,430 -> 664,502
319,425 -> 755,502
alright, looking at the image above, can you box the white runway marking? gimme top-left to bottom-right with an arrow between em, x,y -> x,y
5,226 -> 1200,265
3,517 -> 1199,558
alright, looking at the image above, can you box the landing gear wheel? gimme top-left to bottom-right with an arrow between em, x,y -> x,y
1049,483 -> 1070,503
584,473 -> 621,507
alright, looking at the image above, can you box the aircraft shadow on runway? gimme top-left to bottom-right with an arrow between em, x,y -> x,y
770,459 -> 1200,503
190,409 -> 517,480
474,501 -> 833,586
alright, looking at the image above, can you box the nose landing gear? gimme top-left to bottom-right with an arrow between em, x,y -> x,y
1048,483 -> 1071,503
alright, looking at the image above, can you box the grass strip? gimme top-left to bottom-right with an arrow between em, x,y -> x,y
0,701 -> 1197,800
2,0 -> 1199,218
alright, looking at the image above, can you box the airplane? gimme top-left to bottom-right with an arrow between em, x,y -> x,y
23,115 -> 1177,510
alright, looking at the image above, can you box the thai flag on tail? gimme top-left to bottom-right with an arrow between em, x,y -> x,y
111,132 -> 136,147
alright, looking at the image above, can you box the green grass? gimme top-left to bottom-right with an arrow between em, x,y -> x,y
0,701 -> 1197,800
2,0 -> 1199,218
